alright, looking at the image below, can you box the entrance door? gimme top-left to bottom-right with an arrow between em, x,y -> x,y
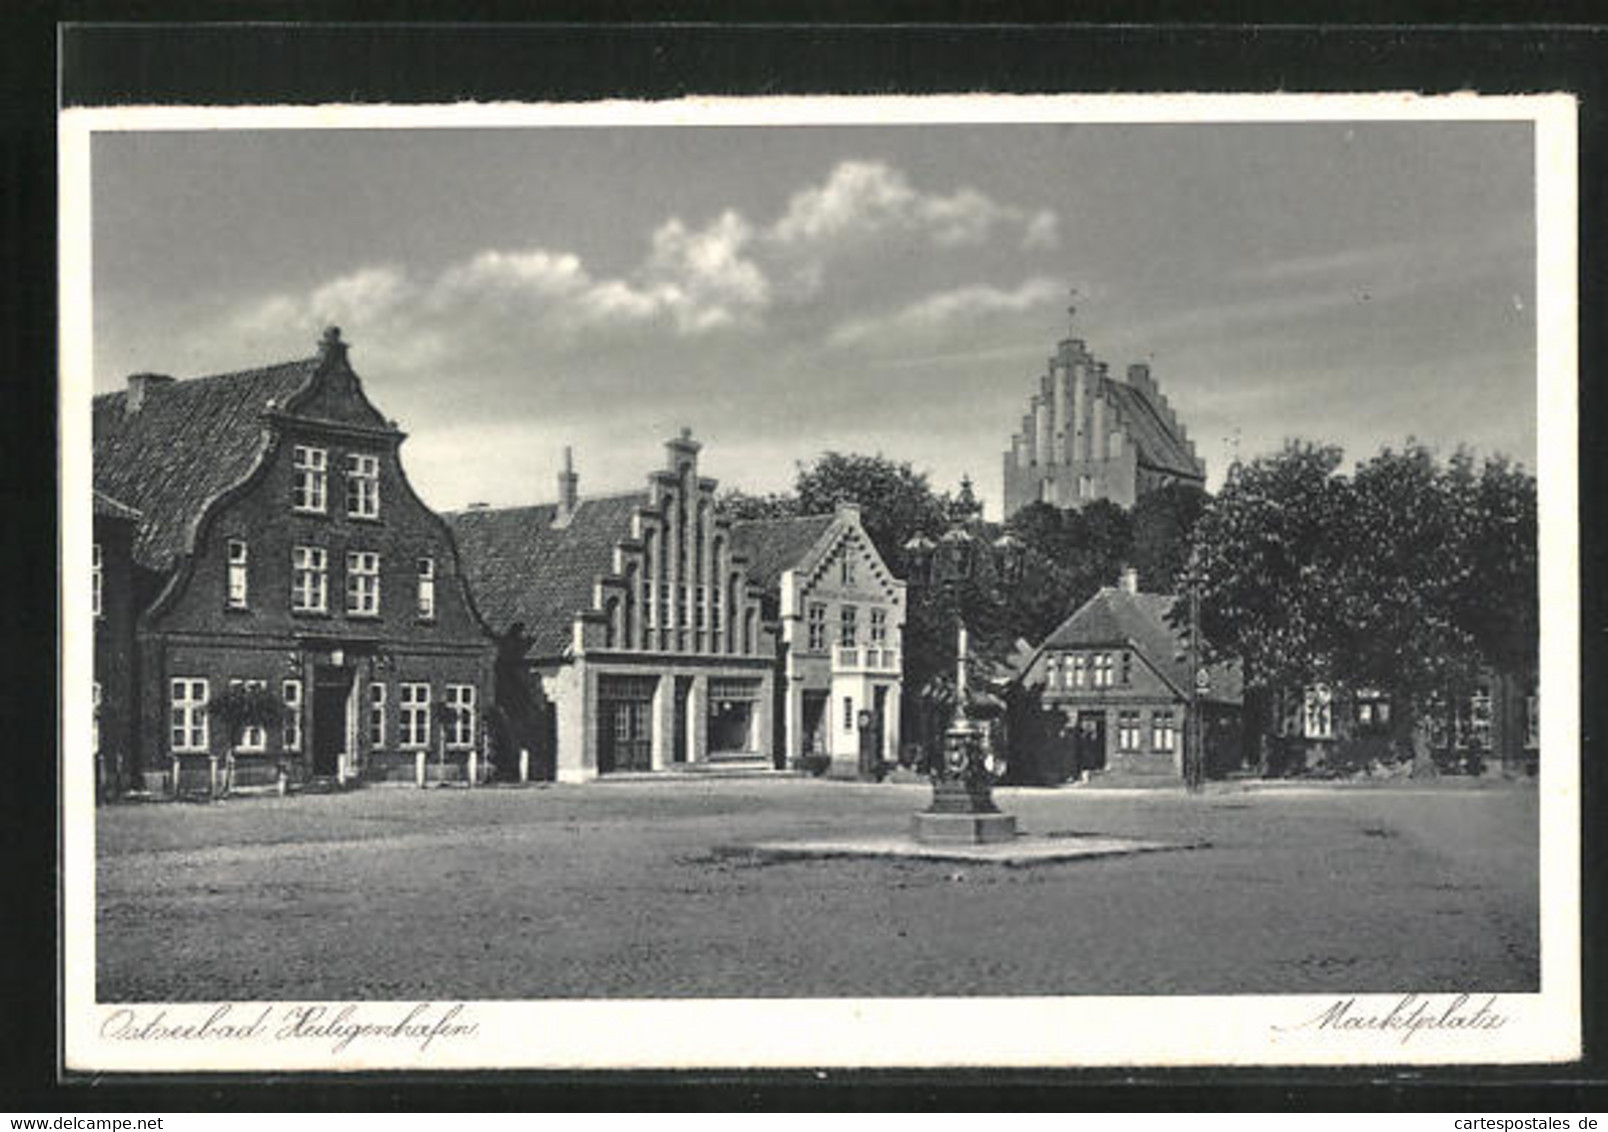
801,693 -> 828,755
1076,710 -> 1107,773
312,668 -> 351,777
673,676 -> 693,763
871,686 -> 889,761
598,698 -> 652,773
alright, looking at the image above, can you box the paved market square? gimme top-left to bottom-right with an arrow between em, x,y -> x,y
94,777 -> 1538,1002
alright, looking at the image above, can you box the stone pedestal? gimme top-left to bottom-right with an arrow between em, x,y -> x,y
912,777 -> 1017,844
911,809 -> 1018,844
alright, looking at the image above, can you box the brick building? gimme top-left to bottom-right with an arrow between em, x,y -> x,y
1002,317 -> 1205,518
92,328 -> 497,794
448,433 -> 777,782
729,503 -> 907,776
92,490 -> 141,797
1011,569 -> 1242,782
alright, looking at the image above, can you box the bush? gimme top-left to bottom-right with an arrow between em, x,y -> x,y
1316,735 -> 1397,777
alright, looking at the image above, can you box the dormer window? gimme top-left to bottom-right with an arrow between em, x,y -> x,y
227,539 -> 249,608
293,446 -> 328,513
346,453 -> 380,519
416,557 -> 436,620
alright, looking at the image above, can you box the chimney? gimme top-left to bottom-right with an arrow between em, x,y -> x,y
556,446 -> 579,521
466,501 -> 490,510
318,325 -> 347,361
124,372 -> 174,414
835,500 -> 862,525
1119,566 -> 1139,594
1127,362 -> 1151,389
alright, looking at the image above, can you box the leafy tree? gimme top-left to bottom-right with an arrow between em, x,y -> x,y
1332,443 -> 1488,771
717,488 -> 798,521
1130,481 -> 1209,593
1188,441 -> 1352,766
793,451 -> 952,568
205,684 -> 286,796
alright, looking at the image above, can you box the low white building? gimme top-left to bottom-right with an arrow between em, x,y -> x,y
731,504 -> 907,776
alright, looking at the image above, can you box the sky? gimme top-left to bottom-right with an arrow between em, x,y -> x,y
90,118 -> 1537,518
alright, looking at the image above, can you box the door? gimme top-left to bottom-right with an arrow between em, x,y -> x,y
312,668 -> 351,777
598,698 -> 652,773
871,686 -> 889,761
673,676 -> 693,763
1076,710 -> 1107,773
801,693 -> 828,755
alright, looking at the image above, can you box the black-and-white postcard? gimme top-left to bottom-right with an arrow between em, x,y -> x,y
59,93 -> 1579,1072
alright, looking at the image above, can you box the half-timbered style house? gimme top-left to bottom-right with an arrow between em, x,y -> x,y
92,328 -> 497,794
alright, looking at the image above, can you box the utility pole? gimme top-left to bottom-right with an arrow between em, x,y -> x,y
1187,577 -> 1205,792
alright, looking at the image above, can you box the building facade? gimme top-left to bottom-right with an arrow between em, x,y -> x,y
1274,672 -> 1538,777
1002,323 -> 1205,518
448,433 -> 777,782
1012,569 -> 1242,782
730,503 -> 907,776
93,328 -> 497,794
93,490 -> 142,798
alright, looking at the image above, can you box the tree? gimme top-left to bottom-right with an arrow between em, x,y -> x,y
1130,481 -> 1209,593
1188,442 -> 1352,768
1332,444 -> 1488,772
716,488 -> 798,521
793,451 -> 951,567
205,684 -> 286,797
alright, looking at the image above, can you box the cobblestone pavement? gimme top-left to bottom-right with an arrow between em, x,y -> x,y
94,777 -> 1539,1001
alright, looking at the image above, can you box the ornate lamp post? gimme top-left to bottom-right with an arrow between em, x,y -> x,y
901,523 -> 1024,845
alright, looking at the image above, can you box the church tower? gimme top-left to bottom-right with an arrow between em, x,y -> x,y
1001,292 -> 1205,518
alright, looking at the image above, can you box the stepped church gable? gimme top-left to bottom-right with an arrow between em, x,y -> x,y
92,328 -> 497,797
1002,306 -> 1205,518
447,432 -> 777,783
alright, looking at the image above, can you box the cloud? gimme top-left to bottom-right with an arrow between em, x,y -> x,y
828,276 -> 1065,348
766,159 -> 1059,256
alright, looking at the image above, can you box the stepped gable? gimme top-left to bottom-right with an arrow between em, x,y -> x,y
1100,378 -> 1203,480
726,513 -> 837,591
1040,586 -> 1241,705
446,491 -> 650,655
92,357 -> 323,572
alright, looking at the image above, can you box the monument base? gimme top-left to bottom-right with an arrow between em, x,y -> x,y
911,810 -> 1018,845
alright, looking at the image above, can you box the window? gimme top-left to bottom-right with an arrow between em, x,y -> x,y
399,683 -> 430,748
346,551 -> 381,616
678,583 -> 690,629
283,679 -> 302,752
1525,692 -> 1539,749
1092,653 -> 1113,688
1117,711 -> 1142,752
292,445 -> 327,512
228,679 -> 268,752
710,579 -> 722,640
840,605 -> 858,647
1071,654 -> 1087,688
843,696 -> 855,732
92,543 -> 102,619
445,684 -> 475,749
807,603 -> 828,652
1120,651 -> 1133,684
345,453 -> 380,519
292,546 -> 328,612
92,681 -> 101,754
1303,685 -> 1334,740
169,678 -> 209,753
1151,710 -> 1177,753
870,607 -> 888,645
369,683 -> 386,749
840,554 -> 856,586
416,557 -> 435,620
1467,686 -> 1493,750
227,539 -> 249,608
